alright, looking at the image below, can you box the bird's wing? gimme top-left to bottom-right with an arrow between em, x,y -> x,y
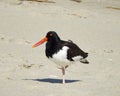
61,40 -> 88,61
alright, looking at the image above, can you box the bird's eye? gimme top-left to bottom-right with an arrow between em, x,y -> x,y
50,33 -> 53,36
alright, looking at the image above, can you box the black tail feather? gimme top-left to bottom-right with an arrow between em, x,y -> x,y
83,52 -> 88,58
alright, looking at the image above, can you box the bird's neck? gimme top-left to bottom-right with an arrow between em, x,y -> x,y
45,38 -> 61,58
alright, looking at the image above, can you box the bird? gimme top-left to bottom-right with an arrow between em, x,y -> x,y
32,31 -> 89,84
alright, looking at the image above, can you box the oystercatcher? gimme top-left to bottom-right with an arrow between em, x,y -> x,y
32,31 -> 89,84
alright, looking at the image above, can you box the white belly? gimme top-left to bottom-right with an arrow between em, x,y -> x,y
51,46 -> 71,67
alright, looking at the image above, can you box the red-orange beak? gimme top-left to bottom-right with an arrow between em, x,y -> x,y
32,37 -> 48,48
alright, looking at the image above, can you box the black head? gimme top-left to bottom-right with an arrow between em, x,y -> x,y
46,31 -> 61,42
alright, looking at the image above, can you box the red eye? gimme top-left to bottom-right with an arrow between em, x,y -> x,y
50,33 -> 53,36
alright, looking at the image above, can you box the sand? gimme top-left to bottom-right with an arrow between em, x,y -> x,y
0,0 -> 120,96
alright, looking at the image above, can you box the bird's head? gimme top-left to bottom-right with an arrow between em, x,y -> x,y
32,31 -> 60,48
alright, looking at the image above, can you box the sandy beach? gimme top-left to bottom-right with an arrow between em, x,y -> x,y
0,0 -> 120,96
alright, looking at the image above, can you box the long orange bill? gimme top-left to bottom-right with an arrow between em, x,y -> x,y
32,37 -> 48,48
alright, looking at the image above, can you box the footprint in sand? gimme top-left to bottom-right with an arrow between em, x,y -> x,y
22,0 -> 55,3
18,63 -> 43,69
103,50 -> 114,53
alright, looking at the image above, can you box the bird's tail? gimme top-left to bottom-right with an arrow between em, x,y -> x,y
83,52 -> 88,58
80,58 -> 89,64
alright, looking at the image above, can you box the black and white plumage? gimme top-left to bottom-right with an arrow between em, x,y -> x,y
32,31 -> 89,84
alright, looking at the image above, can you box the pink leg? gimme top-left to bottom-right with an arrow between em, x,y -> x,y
62,67 -> 65,84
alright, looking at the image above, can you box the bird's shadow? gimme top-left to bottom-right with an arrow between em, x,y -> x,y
24,78 -> 80,84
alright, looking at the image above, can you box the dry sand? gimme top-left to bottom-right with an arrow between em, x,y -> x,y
0,0 -> 120,96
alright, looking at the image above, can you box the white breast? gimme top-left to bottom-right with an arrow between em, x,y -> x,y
53,46 -> 69,62
51,46 -> 71,67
